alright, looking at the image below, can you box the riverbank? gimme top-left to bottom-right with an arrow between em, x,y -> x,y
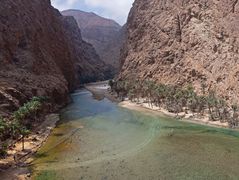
84,81 -> 120,102
32,83 -> 239,179
84,81 -> 230,129
119,100 -> 229,129
0,114 -> 60,179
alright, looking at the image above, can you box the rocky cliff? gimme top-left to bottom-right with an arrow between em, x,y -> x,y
61,9 -> 123,73
119,0 -> 239,102
0,0 -> 104,117
61,16 -> 112,83
0,0 -> 77,116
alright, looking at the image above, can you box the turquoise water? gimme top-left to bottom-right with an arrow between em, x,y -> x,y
32,90 -> 239,180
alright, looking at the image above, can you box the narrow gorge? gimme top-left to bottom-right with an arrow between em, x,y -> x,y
0,0 -> 112,118
1,0 -> 239,179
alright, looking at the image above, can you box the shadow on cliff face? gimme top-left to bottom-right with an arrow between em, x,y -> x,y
62,16 -> 117,86
0,0 -> 78,118
77,65 -> 115,85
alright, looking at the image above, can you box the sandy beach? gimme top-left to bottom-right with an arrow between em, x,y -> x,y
119,100 -> 229,128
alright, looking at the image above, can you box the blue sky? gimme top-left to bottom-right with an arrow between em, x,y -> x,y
51,0 -> 134,25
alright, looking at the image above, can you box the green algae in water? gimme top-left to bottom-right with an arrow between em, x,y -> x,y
35,170 -> 57,180
32,90 -> 239,180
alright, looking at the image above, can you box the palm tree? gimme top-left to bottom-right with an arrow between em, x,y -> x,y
9,121 -> 19,139
19,127 -> 30,151
142,80 -> 151,105
197,96 -> 207,115
221,105 -> 230,123
134,80 -> 142,102
128,89 -> 135,101
207,91 -> 218,121
216,99 -> 226,120
185,85 -> 198,114
174,89 -> 184,116
155,84 -> 165,107
231,104 -> 239,128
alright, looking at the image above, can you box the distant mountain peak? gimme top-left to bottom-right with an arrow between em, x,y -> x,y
61,9 -> 124,73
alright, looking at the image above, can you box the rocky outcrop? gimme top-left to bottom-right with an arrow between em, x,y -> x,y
61,9 -> 123,73
119,0 -> 239,103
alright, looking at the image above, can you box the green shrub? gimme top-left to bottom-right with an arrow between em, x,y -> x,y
0,96 -> 46,149
0,116 -> 7,140
13,96 -> 44,122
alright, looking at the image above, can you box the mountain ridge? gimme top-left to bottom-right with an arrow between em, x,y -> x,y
62,9 -> 121,28
62,9 -> 124,73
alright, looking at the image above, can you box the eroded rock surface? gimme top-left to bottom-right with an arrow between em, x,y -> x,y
119,0 -> 239,102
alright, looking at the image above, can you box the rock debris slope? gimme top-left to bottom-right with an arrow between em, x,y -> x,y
119,0 -> 239,102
